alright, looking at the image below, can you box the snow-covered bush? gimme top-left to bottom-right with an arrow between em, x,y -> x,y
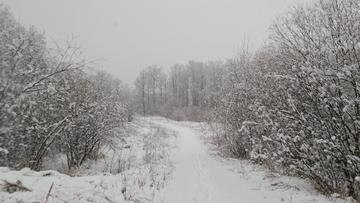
0,5 -> 133,171
213,45 -> 270,159
269,0 -> 360,199
214,0 -> 360,200
59,70 -> 129,169
0,4 -> 84,170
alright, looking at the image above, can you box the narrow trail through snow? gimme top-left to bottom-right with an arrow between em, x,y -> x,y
152,119 -> 281,203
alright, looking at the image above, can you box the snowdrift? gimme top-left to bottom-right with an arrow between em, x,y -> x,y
0,167 -> 125,203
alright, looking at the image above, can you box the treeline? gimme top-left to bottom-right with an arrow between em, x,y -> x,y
0,5 -> 134,170
134,60 -> 225,121
214,0 -> 360,200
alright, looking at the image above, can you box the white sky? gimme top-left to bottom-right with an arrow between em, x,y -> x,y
1,0 -> 308,85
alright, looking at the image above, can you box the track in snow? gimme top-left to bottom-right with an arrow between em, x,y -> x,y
152,120 -> 281,203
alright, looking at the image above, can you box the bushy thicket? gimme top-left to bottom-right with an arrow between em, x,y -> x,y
213,0 -> 360,200
0,5 -> 134,170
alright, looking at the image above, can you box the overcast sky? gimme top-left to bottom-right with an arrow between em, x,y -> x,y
1,0 -> 307,85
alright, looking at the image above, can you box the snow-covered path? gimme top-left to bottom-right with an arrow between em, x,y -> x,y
153,120 -> 280,203
147,118 -> 349,203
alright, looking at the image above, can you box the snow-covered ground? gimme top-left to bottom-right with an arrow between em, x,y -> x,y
149,117 -> 356,203
0,117 -> 179,203
0,117 -> 357,202
0,167 -> 125,203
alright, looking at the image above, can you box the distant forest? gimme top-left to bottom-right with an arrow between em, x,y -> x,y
134,60 -> 224,121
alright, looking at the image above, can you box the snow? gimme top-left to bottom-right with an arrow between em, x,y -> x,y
0,147 -> 9,154
149,117 -> 355,203
0,167 -> 125,203
0,117 -> 179,203
156,123 -> 264,203
0,117 -> 356,202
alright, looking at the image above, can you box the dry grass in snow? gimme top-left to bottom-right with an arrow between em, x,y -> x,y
0,117 -> 179,203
